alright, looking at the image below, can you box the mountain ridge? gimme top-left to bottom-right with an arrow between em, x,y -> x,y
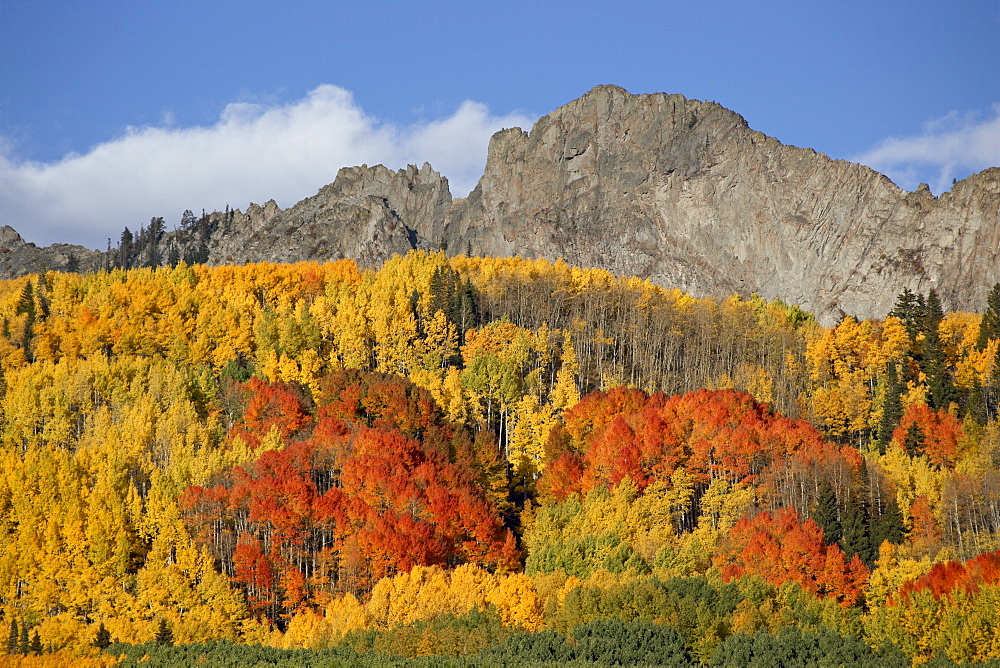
4,85 -> 998,324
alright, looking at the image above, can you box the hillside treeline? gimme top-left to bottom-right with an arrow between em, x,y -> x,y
1,251 -> 999,665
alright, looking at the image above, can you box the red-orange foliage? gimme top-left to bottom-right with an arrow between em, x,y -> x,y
894,550 -> 1000,603
180,371 -> 517,620
233,534 -> 278,616
714,507 -> 869,606
908,494 -> 944,555
561,386 -> 650,446
540,388 -> 829,499
232,378 -> 312,447
891,402 -> 963,467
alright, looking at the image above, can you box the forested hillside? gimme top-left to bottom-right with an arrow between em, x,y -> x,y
2,251 -> 999,665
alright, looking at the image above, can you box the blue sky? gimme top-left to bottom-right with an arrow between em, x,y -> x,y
1,1 -> 998,249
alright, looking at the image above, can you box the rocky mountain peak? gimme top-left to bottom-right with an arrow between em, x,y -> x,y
445,87 -> 999,323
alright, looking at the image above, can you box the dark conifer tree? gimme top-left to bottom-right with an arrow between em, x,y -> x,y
428,265 -> 457,318
922,289 -> 957,410
16,280 -> 35,321
409,289 -> 423,336
924,289 -> 944,330
94,622 -> 112,650
839,490 -> 872,565
902,419 -> 925,457
180,209 -> 197,231
7,620 -> 17,655
119,227 -> 134,269
154,618 -> 173,646
167,240 -> 180,268
976,283 -> 1000,421
891,287 -> 926,343
965,376 -> 988,424
145,216 -> 165,267
977,283 -> 1000,350
876,362 -> 904,453
812,481 -> 841,545
871,494 -> 906,550
29,630 -> 41,655
454,279 -> 480,343
19,622 -> 28,655
16,280 -> 35,360
34,272 -> 49,320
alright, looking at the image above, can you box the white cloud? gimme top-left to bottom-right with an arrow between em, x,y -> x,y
854,104 -> 1000,196
0,85 -> 534,248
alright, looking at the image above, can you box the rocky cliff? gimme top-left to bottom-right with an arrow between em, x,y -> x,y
444,86 -> 1000,323
197,162 -> 452,267
0,226 -> 103,276
5,86 -> 999,324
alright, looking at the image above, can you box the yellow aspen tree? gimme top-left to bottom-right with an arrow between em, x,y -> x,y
277,353 -> 301,385
877,446 -> 945,535
445,563 -> 493,613
295,348 -> 323,392
317,593 -> 371,646
135,518 -> 248,643
440,366 -> 474,425
486,573 -> 544,631
416,309 -> 458,372
551,333 -> 581,411
85,463 -> 142,579
278,609 -> 326,649
865,541 -> 933,608
690,478 -> 754,553
326,284 -> 374,370
259,349 -> 281,383
735,363 -> 775,406
507,394 -> 557,477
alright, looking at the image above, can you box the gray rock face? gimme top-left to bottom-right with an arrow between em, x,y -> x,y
0,225 -> 102,276
202,162 -> 451,267
3,86 -> 998,324
445,85 -> 1000,323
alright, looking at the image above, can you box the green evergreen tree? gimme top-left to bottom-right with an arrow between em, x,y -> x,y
409,288 -> 423,335
7,619 -> 17,655
94,622 -> 112,650
839,490 -> 872,565
34,271 -> 49,320
19,622 -> 28,655
16,280 -> 35,321
891,287 -> 926,343
871,494 -> 906,549
711,626 -> 907,667
902,419 -> 925,457
145,216 -> 165,267
154,618 -> 173,646
428,264 -> 458,319
29,630 -> 41,655
921,290 -> 957,410
977,283 -> 1000,350
924,288 -> 944,331
965,376 -> 988,424
119,227 -> 135,269
15,280 -> 37,361
64,251 -> 80,273
876,362 -> 904,453
167,241 -> 180,268
811,481 -> 841,544
570,619 -> 692,666
453,279 -> 480,344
